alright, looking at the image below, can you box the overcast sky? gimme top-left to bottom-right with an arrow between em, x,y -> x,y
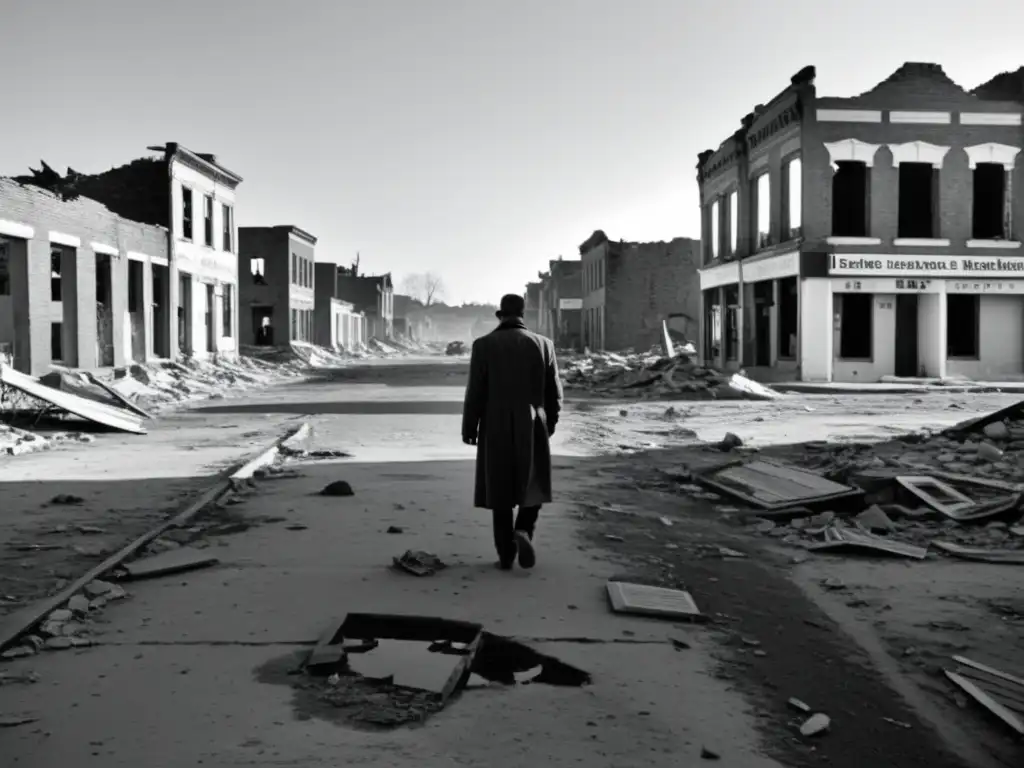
3,0 -> 1022,304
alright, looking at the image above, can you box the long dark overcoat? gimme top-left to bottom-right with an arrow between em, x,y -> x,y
461,319 -> 563,510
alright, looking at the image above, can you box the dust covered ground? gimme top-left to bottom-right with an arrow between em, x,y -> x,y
0,357 -> 1021,767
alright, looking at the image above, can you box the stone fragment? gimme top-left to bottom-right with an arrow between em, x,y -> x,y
44,637 -> 73,650
799,713 -> 831,737
83,580 -> 116,598
983,422 -> 1010,441
977,442 -> 1004,462
855,505 -> 896,532
320,481 -> 354,497
46,609 -> 72,623
67,595 -> 90,615
718,433 -> 743,451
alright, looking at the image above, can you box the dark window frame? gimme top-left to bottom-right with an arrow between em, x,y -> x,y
181,186 -> 194,241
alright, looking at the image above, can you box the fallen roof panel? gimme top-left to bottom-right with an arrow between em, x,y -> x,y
0,364 -> 146,434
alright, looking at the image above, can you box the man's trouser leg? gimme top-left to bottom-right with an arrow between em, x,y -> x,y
514,505 -> 541,539
492,509 -> 516,563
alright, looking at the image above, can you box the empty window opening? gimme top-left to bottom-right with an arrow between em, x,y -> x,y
222,204 -> 233,252
832,161 -> 869,237
203,195 -> 214,246
838,293 -> 872,359
755,173 -> 770,249
946,294 -> 979,358
292,253 -> 299,285
50,322 -> 63,362
786,157 -> 802,237
128,261 -> 142,313
728,191 -> 738,255
724,285 -> 739,361
291,308 -> 299,341
898,162 -> 937,238
972,163 -> 1006,240
0,241 -> 9,295
50,248 -> 63,301
710,200 -> 720,260
182,187 -> 193,240
777,276 -> 798,359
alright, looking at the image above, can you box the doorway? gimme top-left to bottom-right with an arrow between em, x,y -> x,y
152,264 -> 170,358
95,253 -> 114,366
894,294 -> 919,377
753,281 -> 773,366
128,259 -> 145,362
178,273 -> 192,354
205,283 -> 216,352
252,306 -> 275,346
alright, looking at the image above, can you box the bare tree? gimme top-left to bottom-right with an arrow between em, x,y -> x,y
401,272 -> 446,306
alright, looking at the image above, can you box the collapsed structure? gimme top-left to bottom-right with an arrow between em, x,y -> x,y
697,63 -> 1024,383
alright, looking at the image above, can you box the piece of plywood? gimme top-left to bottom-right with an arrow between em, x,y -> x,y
931,541 -> 1024,564
606,581 -> 705,622
1,365 -> 145,434
945,670 -> 1024,736
808,524 -> 928,560
698,460 -> 862,511
120,548 -> 219,580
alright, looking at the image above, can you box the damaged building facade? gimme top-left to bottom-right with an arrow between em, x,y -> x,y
313,262 -> 367,350
334,268 -> 394,341
0,178 -> 168,374
535,258 -> 583,350
698,63 -> 1024,382
4,143 -> 243,368
238,225 -> 318,346
580,230 -> 701,352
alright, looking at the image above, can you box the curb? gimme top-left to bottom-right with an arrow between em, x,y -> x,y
0,420 -> 314,654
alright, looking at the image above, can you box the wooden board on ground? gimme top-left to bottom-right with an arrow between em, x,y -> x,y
606,581 -> 705,622
896,476 -> 975,517
931,541 -> 1024,565
946,655 -> 1024,736
807,523 -> 928,560
0,364 -> 146,434
696,460 -> 862,511
119,548 -> 220,580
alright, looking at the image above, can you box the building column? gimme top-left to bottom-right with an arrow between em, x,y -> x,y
76,246 -> 98,369
936,285 -> 948,380
168,259 -> 180,361
7,238 -> 37,374
142,260 -> 154,361
112,255 -> 129,368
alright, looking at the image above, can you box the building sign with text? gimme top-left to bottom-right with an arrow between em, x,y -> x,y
830,254 -> 1024,278
559,298 -> 582,310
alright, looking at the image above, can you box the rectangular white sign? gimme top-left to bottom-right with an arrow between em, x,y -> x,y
830,253 -> 1024,278
742,250 -> 799,283
948,279 -> 1024,294
558,298 -> 582,310
832,277 -> 942,294
699,261 -> 740,290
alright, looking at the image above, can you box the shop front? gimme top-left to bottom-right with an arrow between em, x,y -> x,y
698,249 -> 802,379
805,254 -> 1024,382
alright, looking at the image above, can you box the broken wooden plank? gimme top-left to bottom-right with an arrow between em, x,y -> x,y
898,466 -> 1024,494
895,476 -> 974,517
945,669 -> 1024,737
944,399 -> 1024,436
0,364 -> 145,434
85,373 -> 154,419
931,541 -> 1024,565
120,547 -> 219,580
953,656 -> 1024,690
807,524 -> 928,560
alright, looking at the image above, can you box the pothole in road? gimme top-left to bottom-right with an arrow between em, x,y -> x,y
256,613 -> 590,730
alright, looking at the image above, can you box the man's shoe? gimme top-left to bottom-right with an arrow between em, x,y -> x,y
514,531 -> 535,569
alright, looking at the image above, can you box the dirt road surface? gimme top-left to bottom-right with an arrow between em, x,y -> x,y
0,356 -> 1020,767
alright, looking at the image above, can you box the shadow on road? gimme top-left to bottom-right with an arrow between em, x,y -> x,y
295,362 -> 470,388
194,401 -> 464,416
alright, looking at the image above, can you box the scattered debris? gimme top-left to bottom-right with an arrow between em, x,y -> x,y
944,655 -> 1024,737
321,481 -> 355,497
49,494 -> 84,505
896,476 -> 975,518
695,460 -> 863,512
606,581 -> 705,622
0,714 -> 38,728
386,526 -> 404,534
799,713 -> 831,737
931,541 -> 1024,565
808,523 -> 929,560
700,746 -> 721,760
118,547 -> 219,581
788,697 -> 812,713
560,350 -> 784,401
392,550 -> 446,577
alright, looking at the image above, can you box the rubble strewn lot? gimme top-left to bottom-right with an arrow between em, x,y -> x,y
562,349 -> 784,401
568,392 -> 1024,764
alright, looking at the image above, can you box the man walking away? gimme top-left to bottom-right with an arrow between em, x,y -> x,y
462,293 -> 563,570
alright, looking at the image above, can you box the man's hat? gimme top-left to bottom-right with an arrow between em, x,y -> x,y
498,293 -> 525,317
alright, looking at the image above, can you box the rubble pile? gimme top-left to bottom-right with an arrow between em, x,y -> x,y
0,423 -> 93,456
682,407 -> 1024,563
561,351 -> 782,401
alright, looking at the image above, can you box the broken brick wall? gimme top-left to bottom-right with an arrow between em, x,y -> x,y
0,178 -> 167,375
604,238 -> 701,352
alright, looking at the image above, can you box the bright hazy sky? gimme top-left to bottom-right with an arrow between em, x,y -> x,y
4,0 -> 1022,304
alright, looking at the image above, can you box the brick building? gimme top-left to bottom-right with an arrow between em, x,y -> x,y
580,230 -> 701,352
0,178 -> 168,375
535,258 -> 582,349
238,226 -> 317,346
9,143 -> 243,362
697,63 -> 1024,383
313,262 -> 367,350
334,268 -> 394,340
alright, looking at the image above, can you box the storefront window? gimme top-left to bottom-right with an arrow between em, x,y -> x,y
837,292 -> 872,359
777,277 -> 798,359
724,285 -> 739,361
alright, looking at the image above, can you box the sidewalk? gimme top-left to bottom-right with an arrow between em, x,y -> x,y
775,379 -> 1024,395
0,453 -> 783,768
